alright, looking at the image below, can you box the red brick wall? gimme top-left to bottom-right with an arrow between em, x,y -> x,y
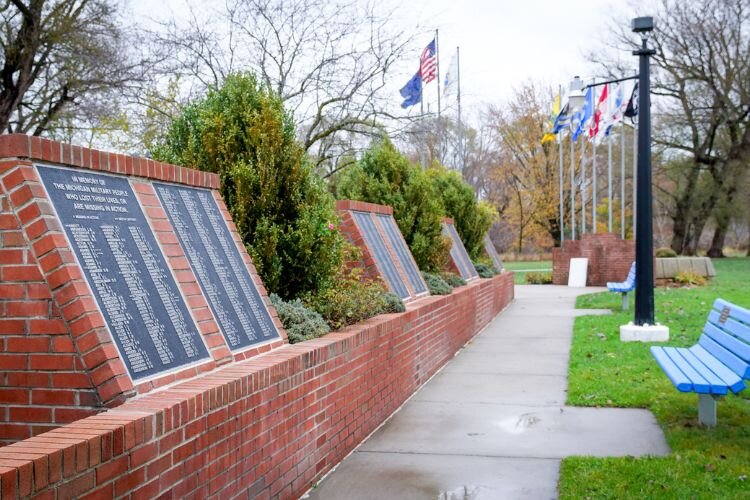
552,233 -> 635,286
0,273 -> 513,499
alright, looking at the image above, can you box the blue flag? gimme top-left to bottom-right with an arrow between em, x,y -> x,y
400,72 -> 422,108
552,102 -> 570,133
572,87 -> 594,141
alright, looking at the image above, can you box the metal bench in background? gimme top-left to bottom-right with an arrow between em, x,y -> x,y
607,262 -> 636,311
650,299 -> 750,427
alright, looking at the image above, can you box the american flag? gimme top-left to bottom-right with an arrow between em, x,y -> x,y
420,39 -> 437,84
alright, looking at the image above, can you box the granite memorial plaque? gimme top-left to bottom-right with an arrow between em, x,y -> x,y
443,222 -> 479,280
377,214 -> 426,295
352,211 -> 410,299
37,165 -> 210,380
154,183 -> 280,350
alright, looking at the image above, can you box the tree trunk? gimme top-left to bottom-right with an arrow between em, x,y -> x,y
669,165 -> 700,254
707,222 -> 728,258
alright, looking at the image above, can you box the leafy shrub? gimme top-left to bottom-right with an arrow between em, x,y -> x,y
474,262 -> 498,278
381,292 -> 406,313
525,271 -> 553,284
674,270 -> 707,286
441,272 -> 466,288
152,73 -> 343,299
335,137 -> 450,271
656,247 -> 678,258
269,293 -> 330,344
427,167 -> 497,260
422,271 -> 453,295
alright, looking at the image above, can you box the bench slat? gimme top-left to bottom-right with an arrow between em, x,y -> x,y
651,346 -> 694,392
662,347 -> 711,393
704,322 -> 750,363
690,345 -> 746,394
714,298 -> 750,326
677,348 -> 729,395
707,310 -> 750,345
698,334 -> 750,379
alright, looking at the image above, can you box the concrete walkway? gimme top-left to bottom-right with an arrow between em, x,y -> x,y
305,285 -> 669,500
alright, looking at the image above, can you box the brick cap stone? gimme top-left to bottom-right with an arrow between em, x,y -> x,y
0,134 -> 219,189
335,199 -> 393,215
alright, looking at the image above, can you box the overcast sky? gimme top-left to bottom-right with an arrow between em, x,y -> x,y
129,0 -> 644,119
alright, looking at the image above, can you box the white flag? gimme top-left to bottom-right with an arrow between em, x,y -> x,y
443,53 -> 458,98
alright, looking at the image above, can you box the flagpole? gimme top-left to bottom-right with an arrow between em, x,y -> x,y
571,135 -> 576,240
436,29 -> 441,120
581,137 -> 586,234
420,85 -> 426,171
607,84 -> 613,233
456,46 -> 463,171
621,120 -> 626,238
559,85 -> 564,245
591,79 -> 597,233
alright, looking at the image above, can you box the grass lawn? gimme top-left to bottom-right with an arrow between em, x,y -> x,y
502,260 -> 552,284
559,258 -> 750,499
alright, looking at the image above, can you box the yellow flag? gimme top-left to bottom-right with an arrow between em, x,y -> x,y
541,93 -> 561,144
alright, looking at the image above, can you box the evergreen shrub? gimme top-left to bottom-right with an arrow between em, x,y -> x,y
152,73 -> 343,299
269,293 -> 330,344
422,271 -> 453,295
336,138 -> 449,271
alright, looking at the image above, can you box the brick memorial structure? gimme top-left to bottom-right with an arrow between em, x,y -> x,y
552,233 -> 635,286
442,217 -> 479,282
0,136 -> 514,498
335,200 -> 429,302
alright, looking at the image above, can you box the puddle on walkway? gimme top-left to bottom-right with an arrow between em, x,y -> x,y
494,412 -> 540,435
438,485 -> 481,500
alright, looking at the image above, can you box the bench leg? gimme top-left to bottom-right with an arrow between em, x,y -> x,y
698,394 -> 719,427
621,292 -> 629,311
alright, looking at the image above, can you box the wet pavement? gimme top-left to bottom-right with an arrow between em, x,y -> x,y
305,285 -> 669,500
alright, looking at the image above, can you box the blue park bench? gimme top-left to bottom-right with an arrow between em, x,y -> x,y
607,262 -> 636,311
650,299 -> 750,427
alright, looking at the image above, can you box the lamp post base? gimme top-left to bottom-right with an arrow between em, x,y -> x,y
620,322 -> 669,342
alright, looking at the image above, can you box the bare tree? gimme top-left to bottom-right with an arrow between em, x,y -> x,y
593,0 -> 750,255
151,0 -> 415,170
0,0 -> 147,137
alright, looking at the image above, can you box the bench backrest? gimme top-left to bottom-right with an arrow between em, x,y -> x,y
698,299 -> 750,379
624,262 -> 636,285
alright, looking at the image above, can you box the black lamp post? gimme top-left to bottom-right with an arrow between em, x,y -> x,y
632,17 -> 656,326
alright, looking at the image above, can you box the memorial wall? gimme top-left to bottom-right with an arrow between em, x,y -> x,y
0,136 -> 515,499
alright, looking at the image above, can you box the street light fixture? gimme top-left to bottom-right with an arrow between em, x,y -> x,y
568,76 -> 586,112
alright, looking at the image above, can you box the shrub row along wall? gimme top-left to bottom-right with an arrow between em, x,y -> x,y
0,272 -> 513,499
552,232 -> 635,286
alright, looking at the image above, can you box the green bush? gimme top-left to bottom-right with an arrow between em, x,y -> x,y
381,292 -> 406,313
427,167 -> 497,260
422,271 -> 453,295
441,272 -> 466,288
525,271 -> 553,284
655,247 -> 678,258
335,137 -> 450,271
152,73 -> 343,299
474,262 -> 498,278
269,293 -> 330,344
303,245 -> 390,329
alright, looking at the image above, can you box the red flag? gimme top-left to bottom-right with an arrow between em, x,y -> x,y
589,84 -> 608,139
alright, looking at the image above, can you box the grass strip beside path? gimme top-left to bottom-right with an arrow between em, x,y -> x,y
559,258 -> 750,499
